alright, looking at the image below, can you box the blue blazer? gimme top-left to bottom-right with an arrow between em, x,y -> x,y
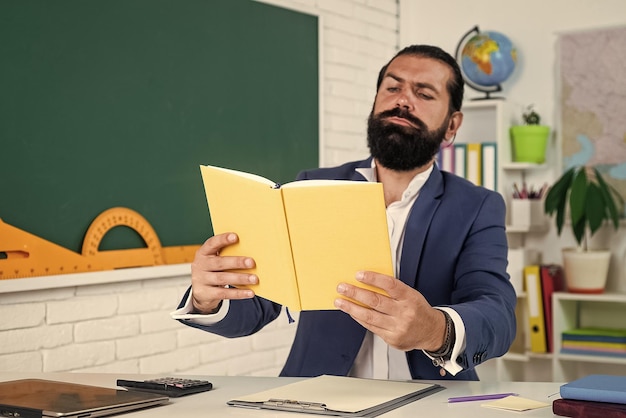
178,158 -> 517,380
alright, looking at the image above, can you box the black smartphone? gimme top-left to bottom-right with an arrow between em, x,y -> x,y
116,377 -> 213,397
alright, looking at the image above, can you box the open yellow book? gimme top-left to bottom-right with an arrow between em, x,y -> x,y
200,165 -> 394,311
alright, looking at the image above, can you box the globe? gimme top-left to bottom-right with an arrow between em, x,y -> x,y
456,27 -> 517,99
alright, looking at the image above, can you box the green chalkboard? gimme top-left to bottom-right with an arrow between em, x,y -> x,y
0,0 -> 319,253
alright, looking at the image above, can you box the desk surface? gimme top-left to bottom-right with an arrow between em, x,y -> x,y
0,373 -> 561,417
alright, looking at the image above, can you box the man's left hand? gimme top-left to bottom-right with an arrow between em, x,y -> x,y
334,271 -> 445,352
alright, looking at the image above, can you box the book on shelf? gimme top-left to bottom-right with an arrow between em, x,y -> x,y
454,143 -> 466,177
466,143 -> 482,186
437,145 -> 454,173
553,398 -> 626,418
562,344 -> 626,357
524,264 -> 547,353
524,264 -> 564,353
561,327 -> 626,357
563,328 -> 626,343
560,374 -> 626,404
481,142 -> 497,191
563,327 -> 626,344
540,264 -> 564,352
446,142 -> 496,191
200,165 -> 394,312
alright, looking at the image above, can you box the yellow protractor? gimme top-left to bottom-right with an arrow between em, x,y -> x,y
81,207 -> 164,269
0,217 -> 107,279
1,207 -> 200,280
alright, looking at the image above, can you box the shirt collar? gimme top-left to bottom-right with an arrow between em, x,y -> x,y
356,160 -> 433,201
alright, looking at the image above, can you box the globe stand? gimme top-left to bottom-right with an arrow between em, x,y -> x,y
455,25 -> 514,101
465,82 -> 504,101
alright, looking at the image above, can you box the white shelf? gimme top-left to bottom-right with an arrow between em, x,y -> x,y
459,100 -> 559,382
501,162 -> 547,171
553,291 -> 626,303
506,224 -> 549,234
501,352 -> 529,362
552,291 -> 626,381
0,263 -> 191,294
461,102 -> 623,383
527,352 -> 553,360
556,353 -> 626,365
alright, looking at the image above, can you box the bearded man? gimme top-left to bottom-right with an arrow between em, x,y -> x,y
172,45 -> 516,381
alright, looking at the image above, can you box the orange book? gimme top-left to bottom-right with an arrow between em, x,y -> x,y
200,165 -> 394,311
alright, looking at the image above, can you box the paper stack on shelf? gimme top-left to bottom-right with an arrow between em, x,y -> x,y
561,328 -> 626,358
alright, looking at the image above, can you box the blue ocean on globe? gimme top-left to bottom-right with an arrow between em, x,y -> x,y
461,31 -> 517,87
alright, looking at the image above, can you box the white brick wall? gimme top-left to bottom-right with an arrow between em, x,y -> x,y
0,0 -> 399,376
0,274 -> 301,375
297,0 -> 400,167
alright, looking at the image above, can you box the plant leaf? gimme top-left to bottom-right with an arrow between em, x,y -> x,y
569,169 -> 588,227
594,167 -> 624,229
544,167 -> 575,213
544,167 -> 575,235
585,182 -> 605,235
571,215 -> 587,248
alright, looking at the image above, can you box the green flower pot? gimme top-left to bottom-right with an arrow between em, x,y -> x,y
510,125 -> 550,163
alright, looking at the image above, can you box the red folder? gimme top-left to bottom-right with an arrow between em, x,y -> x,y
540,264 -> 565,352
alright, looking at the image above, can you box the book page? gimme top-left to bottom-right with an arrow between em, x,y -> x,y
282,181 -> 393,310
200,165 -> 300,309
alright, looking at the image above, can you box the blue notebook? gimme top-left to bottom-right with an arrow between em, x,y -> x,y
561,375 -> 626,404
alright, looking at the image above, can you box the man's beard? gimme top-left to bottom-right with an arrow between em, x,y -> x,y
367,108 -> 449,171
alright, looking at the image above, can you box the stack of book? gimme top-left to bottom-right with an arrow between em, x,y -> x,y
437,142 -> 497,191
561,328 -> 626,358
554,374 -> 626,417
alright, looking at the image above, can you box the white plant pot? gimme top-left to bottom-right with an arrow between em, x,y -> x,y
562,248 -> 611,293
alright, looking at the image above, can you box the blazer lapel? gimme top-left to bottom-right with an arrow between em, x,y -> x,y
349,157 -> 374,181
398,166 -> 444,288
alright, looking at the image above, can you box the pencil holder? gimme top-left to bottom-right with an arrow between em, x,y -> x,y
510,199 -> 546,229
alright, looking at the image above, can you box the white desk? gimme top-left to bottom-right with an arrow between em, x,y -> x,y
0,373 -> 562,417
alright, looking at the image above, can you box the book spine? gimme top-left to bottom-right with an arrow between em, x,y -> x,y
466,143 -> 482,186
562,333 -> 626,343
525,265 -> 547,353
553,399 -> 626,418
454,143 -> 466,178
560,348 -> 626,358
481,142 -> 497,191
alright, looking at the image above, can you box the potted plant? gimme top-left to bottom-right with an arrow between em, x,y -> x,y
544,165 -> 625,293
509,105 -> 550,163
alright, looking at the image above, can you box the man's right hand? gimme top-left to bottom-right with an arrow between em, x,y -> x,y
190,232 -> 258,314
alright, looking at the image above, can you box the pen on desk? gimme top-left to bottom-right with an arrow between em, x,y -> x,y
447,392 -> 518,403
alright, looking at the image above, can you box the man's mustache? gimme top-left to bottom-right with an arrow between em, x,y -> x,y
377,108 -> 427,131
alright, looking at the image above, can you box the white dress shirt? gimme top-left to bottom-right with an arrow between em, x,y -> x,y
348,162 -> 465,378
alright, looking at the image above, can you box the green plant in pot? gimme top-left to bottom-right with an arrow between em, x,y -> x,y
544,165 -> 624,293
510,105 -> 550,163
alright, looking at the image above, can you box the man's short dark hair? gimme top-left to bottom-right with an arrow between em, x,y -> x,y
376,45 -> 464,114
